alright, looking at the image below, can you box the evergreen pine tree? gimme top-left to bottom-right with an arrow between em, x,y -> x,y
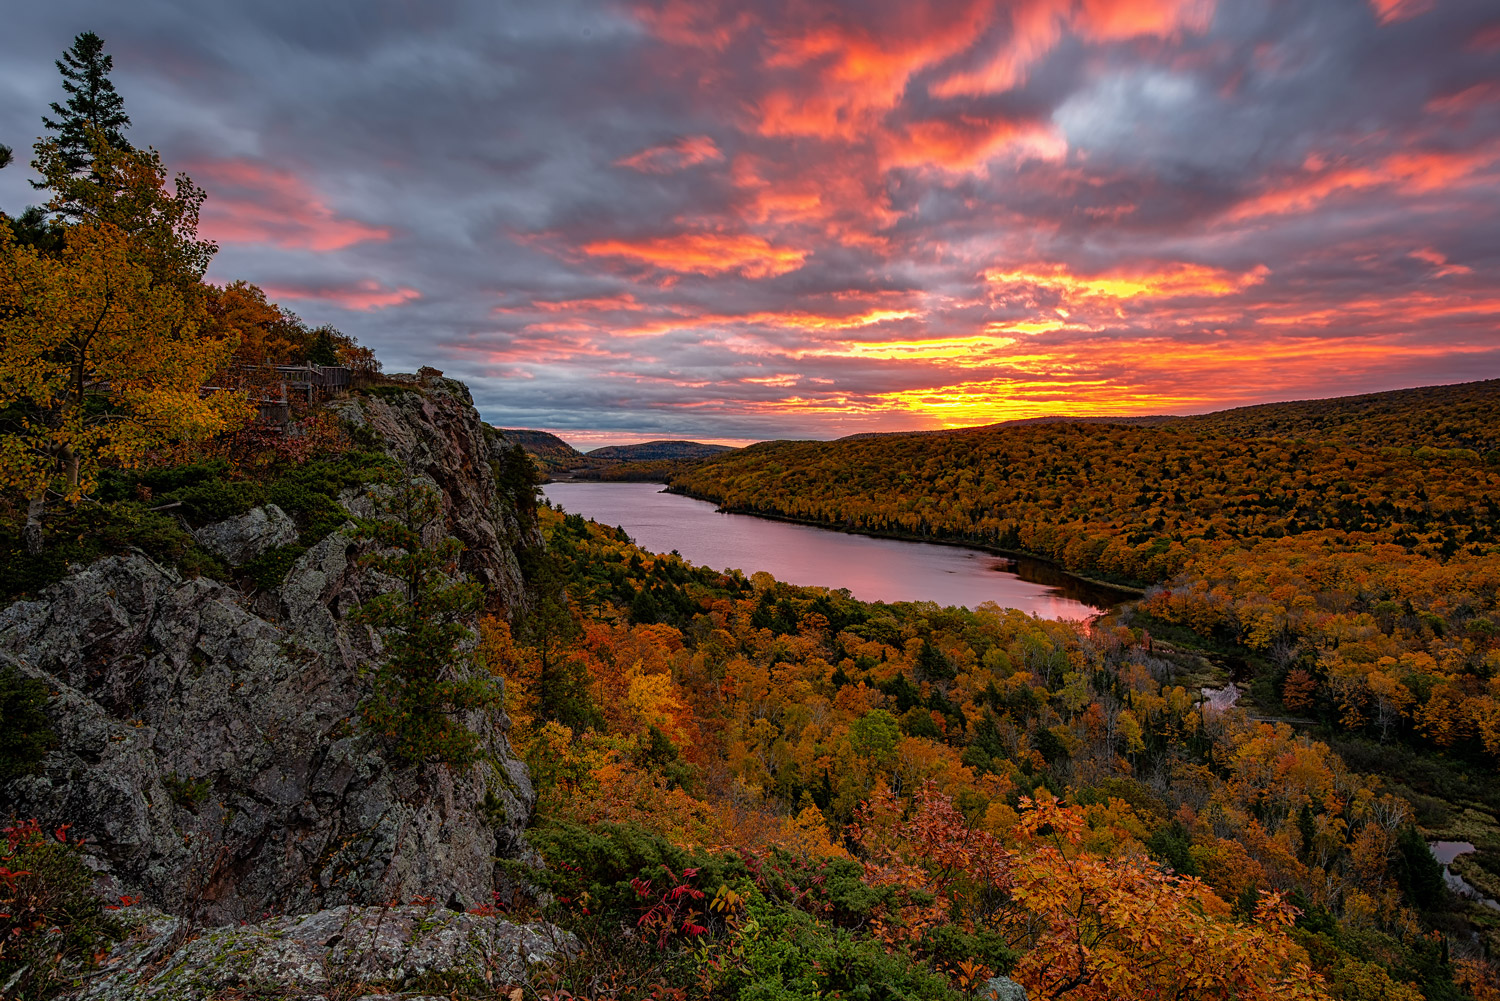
39,31 -> 131,177
0,144 -> 12,169
351,476 -> 498,767
1297,803 -> 1318,864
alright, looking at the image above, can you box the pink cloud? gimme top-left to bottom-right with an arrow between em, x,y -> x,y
1409,248 -> 1472,277
191,159 -> 392,251
616,136 -> 724,173
1368,0 -> 1433,26
263,279 -> 420,310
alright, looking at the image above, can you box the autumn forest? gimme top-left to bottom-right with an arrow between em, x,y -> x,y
3,19 -> 1500,1001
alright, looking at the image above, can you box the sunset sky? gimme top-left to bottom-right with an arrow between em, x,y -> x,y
3,0 -> 1497,446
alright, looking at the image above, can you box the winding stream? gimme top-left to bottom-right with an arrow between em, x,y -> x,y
1429,841 -> 1500,911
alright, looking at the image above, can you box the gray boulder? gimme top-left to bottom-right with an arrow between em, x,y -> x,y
68,904 -> 573,1000
0,549 -> 531,923
983,976 -> 1028,1001
192,504 -> 298,565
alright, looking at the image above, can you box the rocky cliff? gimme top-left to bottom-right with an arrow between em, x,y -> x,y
331,376 -> 542,605
0,373 -> 543,925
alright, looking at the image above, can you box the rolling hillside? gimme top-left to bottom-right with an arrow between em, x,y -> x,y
585,439 -> 735,461
1167,378 -> 1500,453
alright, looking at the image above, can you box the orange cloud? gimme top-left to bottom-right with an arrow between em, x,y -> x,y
581,231 -> 808,278
496,294 -> 645,315
931,0 -> 1213,98
728,153 -> 899,244
881,116 -> 1067,171
1226,146 -> 1500,221
986,261 -> 1270,301
804,335 -> 1014,362
753,2 -> 995,138
616,136 -> 724,173
513,304 -> 919,342
192,159 -> 391,251
264,280 -> 419,310
857,328 -> 1497,428
629,0 -> 754,50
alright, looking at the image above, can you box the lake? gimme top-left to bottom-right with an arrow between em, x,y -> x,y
542,481 -> 1127,619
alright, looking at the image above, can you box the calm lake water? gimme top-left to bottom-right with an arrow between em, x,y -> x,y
542,482 -> 1126,619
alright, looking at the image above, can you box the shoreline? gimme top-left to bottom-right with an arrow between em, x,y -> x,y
650,483 -> 1147,599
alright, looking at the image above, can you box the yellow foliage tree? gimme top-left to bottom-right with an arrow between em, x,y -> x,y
0,220 -> 240,550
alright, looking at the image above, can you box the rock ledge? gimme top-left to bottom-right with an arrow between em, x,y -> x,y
69,905 -> 572,1000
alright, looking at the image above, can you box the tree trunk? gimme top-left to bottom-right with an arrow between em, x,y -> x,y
23,494 -> 46,555
61,443 -> 78,498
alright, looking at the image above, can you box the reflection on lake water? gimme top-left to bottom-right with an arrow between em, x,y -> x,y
543,482 -> 1129,620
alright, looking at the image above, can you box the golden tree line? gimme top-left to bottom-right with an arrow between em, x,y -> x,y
669,419 -> 1500,763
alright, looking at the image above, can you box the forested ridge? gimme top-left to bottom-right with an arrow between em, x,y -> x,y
1167,380 -> 1500,453
669,397 -> 1500,773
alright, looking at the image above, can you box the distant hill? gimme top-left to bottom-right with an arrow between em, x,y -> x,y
496,432 -> 736,482
498,429 -> 583,461
838,415 -> 1174,443
586,440 -> 736,461
837,379 -> 1499,453
1001,414 -> 1177,428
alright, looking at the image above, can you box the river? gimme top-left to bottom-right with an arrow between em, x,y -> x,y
542,481 -> 1127,619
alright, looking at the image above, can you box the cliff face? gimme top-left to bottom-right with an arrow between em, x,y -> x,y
332,377 -> 543,606
0,374 -> 542,924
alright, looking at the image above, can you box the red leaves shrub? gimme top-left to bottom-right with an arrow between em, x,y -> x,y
630,867 -> 707,948
0,819 -> 116,999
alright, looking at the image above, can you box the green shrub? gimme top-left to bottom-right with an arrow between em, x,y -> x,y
162,772 -> 213,810
524,820 -> 749,920
240,543 -> 309,591
163,477 -> 266,523
105,459 -> 228,498
917,923 -> 1018,975
0,667 -> 55,782
0,502 -> 224,603
1145,820 -> 1199,877
267,450 -> 392,540
352,477 -> 495,767
523,821 -> 961,1000
711,895 -> 963,1001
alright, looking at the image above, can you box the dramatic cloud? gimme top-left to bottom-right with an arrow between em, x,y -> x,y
1,0 -> 1495,444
